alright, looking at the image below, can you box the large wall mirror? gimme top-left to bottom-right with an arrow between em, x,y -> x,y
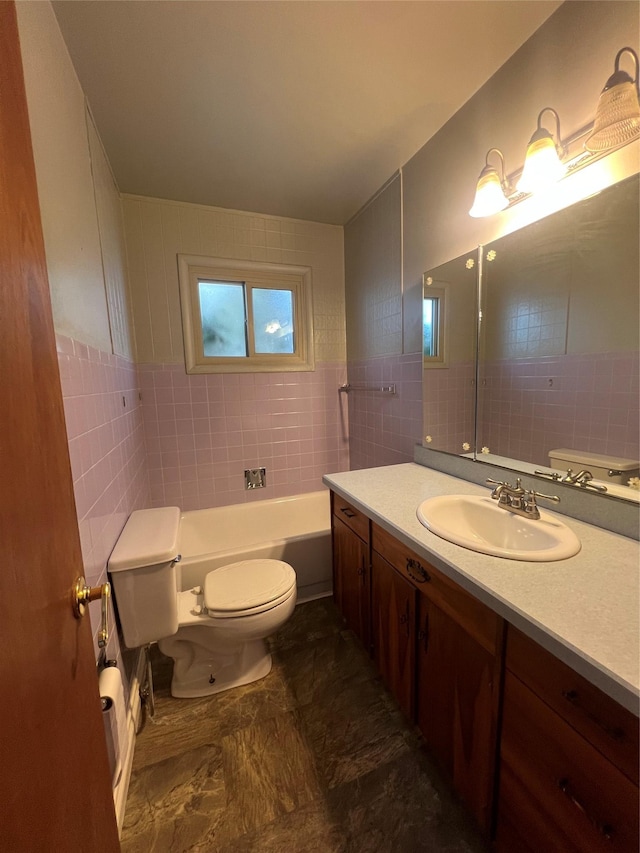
422,173 -> 640,502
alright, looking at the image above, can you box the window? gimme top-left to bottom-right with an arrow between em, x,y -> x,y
422,279 -> 448,367
178,255 -> 314,373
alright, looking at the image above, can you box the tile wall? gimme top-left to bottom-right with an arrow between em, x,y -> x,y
56,334 -> 150,665
477,352 -> 640,466
140,361 -> 349,510
347,354 -> 422,470
121,195 -> 346,366
422,361 -> 476,455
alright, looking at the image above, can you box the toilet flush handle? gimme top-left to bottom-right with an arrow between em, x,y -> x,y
72,577 -> 111,648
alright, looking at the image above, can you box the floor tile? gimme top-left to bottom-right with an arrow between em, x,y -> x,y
120,598 -> 487,853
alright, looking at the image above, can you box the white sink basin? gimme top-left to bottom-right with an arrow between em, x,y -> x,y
416,495 -> 581,561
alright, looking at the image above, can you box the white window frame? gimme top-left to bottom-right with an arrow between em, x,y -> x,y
178,255 -> 315,374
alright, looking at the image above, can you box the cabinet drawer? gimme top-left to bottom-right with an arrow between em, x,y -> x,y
372,523 -> 499,655
332,494 -> 369,542
497,670 -> 639,853
506,627 -> 639,785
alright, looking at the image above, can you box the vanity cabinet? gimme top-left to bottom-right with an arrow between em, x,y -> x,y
495,627 -> 640,853
328,488 -> 639,849
331,494 -> 370,650
371,522 -> 503,835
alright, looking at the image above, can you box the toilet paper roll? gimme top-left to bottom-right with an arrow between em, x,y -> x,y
99,665 -> 126,788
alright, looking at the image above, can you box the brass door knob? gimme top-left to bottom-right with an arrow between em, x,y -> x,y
73,577 -> 111,648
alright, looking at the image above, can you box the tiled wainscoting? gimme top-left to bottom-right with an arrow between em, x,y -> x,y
347,354 -> 422,470
422,361 -> 476,455
56,334 -> 150,661
139,361 -> 350,510
477,352 -> 640,466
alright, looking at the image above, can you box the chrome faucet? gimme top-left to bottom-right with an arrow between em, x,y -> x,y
534,467 -> 608,492
486,478 -> 560,520
560,468 -> 608,490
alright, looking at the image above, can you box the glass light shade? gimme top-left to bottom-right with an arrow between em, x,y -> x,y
586,79 -> 640,152
516,134 -> 566,194
469,168 -> 509,217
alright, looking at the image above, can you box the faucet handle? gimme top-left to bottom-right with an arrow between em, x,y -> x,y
530,490 -> 560,504
486,478 -> 507,487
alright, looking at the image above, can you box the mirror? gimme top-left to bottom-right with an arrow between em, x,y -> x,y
422,251 -> 478,454
423,174 -> 640,501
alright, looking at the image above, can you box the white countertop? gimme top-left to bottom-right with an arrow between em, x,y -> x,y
323,463 -> 640,715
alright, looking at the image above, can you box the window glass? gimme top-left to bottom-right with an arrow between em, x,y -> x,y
198,281 -> 247,357
179,255 -> 314,373
423,296 -> 440,358
252,288 -> 294,354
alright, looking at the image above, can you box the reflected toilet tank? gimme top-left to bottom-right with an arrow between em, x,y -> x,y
548,448 -> 640,485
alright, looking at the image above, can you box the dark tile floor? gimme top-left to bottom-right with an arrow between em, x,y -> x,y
120,598 -> 487,853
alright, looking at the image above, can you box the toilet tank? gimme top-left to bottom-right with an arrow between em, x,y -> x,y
108,507 -> 182,648
548,448 -> 640,485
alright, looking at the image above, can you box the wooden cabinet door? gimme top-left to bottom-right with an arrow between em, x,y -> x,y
371,552 -> 416,720
332,515 -> 370,649
417,595 -> 498,835
496,670 -> 639,853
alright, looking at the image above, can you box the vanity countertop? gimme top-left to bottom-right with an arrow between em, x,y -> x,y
323,463 -> 640,715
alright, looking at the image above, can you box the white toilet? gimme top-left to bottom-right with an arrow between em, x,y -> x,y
548,448 -> 640,485
108,507 -> 297,698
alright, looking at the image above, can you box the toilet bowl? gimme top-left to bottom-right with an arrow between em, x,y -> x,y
108,507 -> 297,698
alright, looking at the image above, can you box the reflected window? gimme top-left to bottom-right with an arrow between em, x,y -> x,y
422,282 -> 447,366
423,296 -> 440,358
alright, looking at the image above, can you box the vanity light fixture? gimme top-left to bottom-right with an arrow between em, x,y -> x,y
468,46 -> 640,218
586,47 -> 640,152
516,107 -> 566,193
468,148 -> 511,218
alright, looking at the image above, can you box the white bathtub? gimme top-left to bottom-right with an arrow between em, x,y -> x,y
177,491 -> 332,602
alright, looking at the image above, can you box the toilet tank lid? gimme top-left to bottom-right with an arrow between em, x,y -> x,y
549,448 -> 640,471
108,507 -> 181,572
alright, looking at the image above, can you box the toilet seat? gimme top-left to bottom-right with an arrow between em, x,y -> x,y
204,559 -> 296,618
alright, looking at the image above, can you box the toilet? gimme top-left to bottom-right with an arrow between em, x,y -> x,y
548,448 -> 640,485
107,506 -> 297,698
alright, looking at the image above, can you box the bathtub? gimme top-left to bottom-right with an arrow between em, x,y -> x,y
177,491 -> 332,602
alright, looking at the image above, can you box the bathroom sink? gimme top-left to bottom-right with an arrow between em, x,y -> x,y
416,495 -> 581,561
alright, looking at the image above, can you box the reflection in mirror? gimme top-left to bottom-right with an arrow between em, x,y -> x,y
422,173 -> 640,503
476,174 -> 639,498
423,284 -> 446,363
422,253 -> 478,453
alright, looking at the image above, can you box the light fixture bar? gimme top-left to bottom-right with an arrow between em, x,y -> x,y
496,117 -> 636,212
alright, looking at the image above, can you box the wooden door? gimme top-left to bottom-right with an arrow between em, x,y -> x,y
416,597 -> 496,834
332,516 -> 370,649
371,552 -> 415,720
0,3 -> 120,849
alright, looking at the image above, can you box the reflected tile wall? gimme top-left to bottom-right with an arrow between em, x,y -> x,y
140,362 -> 350,510
347,354 -> 422,470
478,352 -> 640,466
56,334 -> 150,664
422,361 -> 476,455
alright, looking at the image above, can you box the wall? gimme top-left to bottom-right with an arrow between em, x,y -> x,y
16,1 -> 149,818
344,0 -> 640,469
344,173 -> 422,467
123,195 -> 348,509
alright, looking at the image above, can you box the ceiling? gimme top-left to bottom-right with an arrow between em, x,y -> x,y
53,1 -> 562,225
